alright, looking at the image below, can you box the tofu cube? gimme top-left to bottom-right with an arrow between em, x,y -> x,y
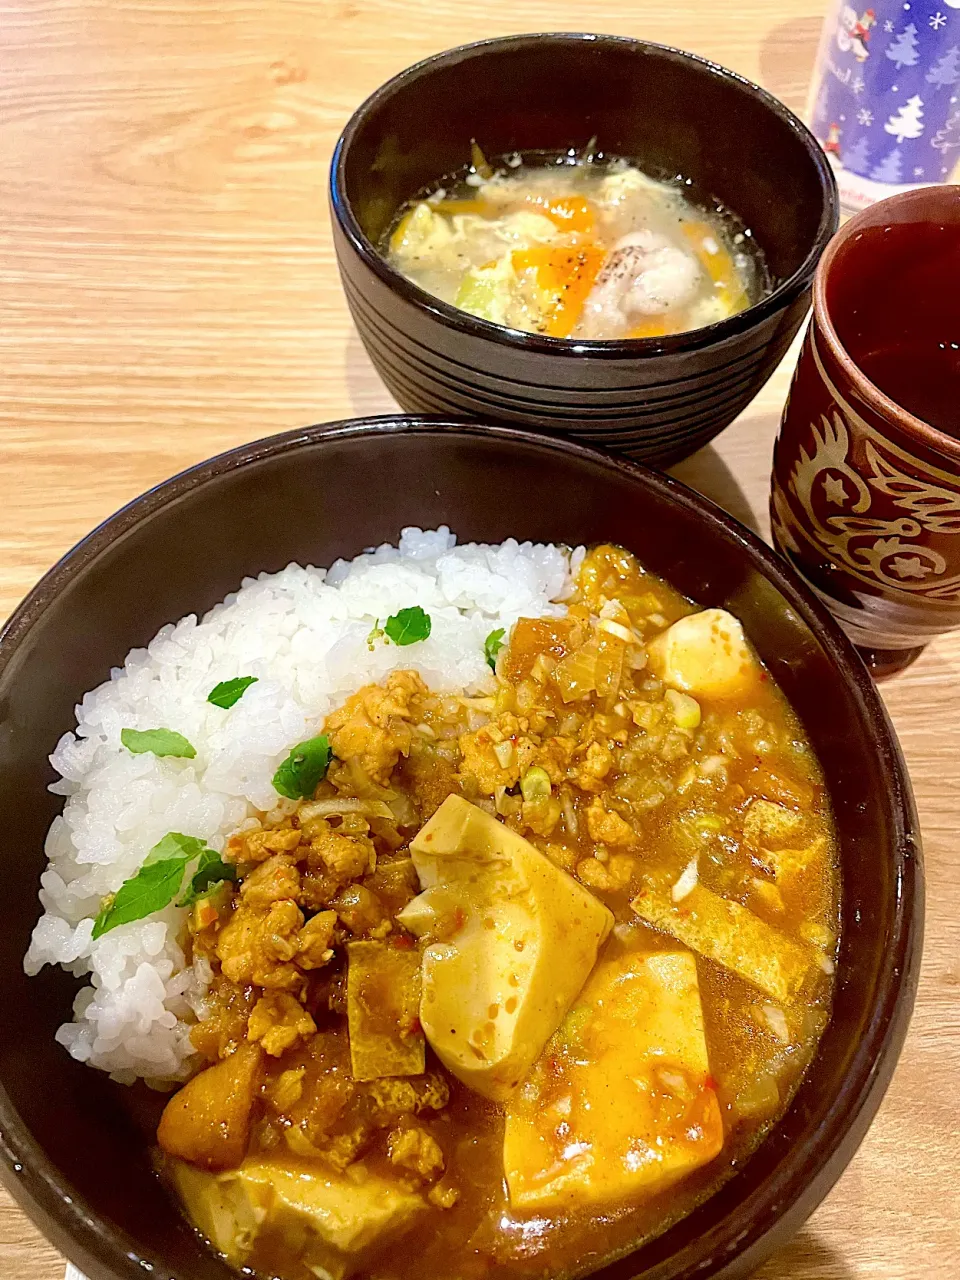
401,795 -> 613,1101
171,1156 -> 425,1278
346,941 -> 425,1082
504,950 -> 723,1210
647,608 -> 759,699
631,882 -> 816,1005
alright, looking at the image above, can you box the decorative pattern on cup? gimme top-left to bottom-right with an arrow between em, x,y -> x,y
772,326 -> 960,651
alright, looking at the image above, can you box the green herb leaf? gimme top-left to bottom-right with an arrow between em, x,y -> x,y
144,832 -> 208,866
177,847 -> 238,908
207,676 -> 258,709
272,734 -> 332,800
92,833 -> 205,939
484,627 -> 506,671
121,727 -> 196,759
384,606 -> 432,647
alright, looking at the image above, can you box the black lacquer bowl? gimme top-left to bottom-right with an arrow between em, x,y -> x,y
330,35 -> 839,467
0,420 -> 919,1280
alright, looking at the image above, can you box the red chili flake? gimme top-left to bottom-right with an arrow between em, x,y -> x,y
392,933 -> 414,950
704,1074 -> 717,1092
453,907 -> 467,934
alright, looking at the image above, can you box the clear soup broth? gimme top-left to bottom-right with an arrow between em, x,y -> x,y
384,152 -> 769,341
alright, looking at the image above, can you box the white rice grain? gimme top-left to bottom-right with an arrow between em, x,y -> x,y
24,530 -> 579,1083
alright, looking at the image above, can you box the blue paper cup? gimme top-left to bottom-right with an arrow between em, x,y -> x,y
808,0 -> 960,209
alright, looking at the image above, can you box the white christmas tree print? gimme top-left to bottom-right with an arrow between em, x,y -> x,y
927,46 -> 960,91
869,147 -> 903,183
886,24 -> 920,69
932,109 -> 960,153
844,134 -> 872,174
884,95 -> 925,142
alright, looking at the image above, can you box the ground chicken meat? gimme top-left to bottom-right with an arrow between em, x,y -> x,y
458,727 -> 520,794
388,1126 -> 445,1181
297,910 -> 337,969
325,670 -> 427,784
260,899 -> 304,962
309,824 -> 374,881
576,741 -> 614,791
240,855 -> 302,909
227,826 -> 303,865
248,992 -> 316,1057
334,883 -> 391,938
577,853 -> 636,892
536,735 -> 577,783
586,798 -> 637,846
216,904 -> 300,992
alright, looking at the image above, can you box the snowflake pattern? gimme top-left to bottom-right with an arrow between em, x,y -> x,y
858,108 -> 875,125
853,76 -> 865,95
914,165 -> 925,175
884,19 -> 894,32
930,12 -> 948,30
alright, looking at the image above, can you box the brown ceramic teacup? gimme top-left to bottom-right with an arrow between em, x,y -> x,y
771,186 -> 960,677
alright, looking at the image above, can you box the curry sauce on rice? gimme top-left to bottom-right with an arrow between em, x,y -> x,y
25,532 -> 838,1280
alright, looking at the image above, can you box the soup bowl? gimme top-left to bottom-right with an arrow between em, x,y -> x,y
0,419 -> 920,1280
330,35 -> 839,467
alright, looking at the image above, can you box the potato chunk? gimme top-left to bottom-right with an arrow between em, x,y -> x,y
157,1042 -> 262,1171
170,1154 -> 425,1278
504,950 -> 722,1209
346,941 -> 425,1082
401,796 -> 613,1100
631,882 -> 817,1004
647,608 -> 758,699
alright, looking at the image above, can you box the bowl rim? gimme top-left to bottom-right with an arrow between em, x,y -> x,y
0,416 -> 920,1280
329,32 -> 840,360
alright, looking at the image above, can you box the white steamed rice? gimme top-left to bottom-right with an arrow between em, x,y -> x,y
24,529 -> 580,1084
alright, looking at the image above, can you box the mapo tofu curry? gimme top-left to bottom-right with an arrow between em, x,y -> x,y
156,546 -> 839,1280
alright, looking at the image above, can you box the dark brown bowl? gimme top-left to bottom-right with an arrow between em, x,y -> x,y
330,34 -> 839,467
0,418 -> 919,1280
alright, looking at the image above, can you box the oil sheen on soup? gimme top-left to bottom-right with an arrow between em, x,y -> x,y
157,545 -> 838,1280
384,153 -> 767,341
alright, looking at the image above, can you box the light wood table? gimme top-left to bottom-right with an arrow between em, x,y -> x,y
1,3 -> 958,1278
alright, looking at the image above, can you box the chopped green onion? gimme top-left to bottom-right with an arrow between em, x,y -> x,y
520,766 -> 552,802
664,688 -> 702,730
366,618 -> 384,651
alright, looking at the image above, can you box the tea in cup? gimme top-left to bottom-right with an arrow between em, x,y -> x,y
771,186 -> 960,677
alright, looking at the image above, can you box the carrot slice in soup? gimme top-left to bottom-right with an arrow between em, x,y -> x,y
519,193 -> 597,237
512,245 -> 606,338
627,317 -> 672,340
680,221 -> 749,314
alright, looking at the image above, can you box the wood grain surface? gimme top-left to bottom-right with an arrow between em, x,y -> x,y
1,2 -> 958,1278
